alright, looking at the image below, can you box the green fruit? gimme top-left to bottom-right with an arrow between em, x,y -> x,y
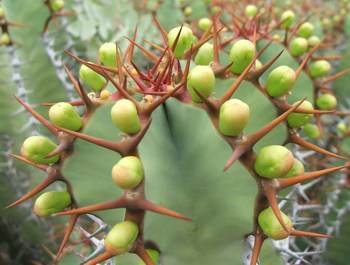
79,64 -> 107,92
266,66 -> 296,97
309,60 -> 331,78
254,145 -> 294,179
111,99 -> 141,134
99,42 -> 119,68
0,7 -> 5,19
105,221 -> 139,254
289,37 -> 308,57
337,122 -> 348,136
138,249 -> 160,265
21,136 -> 60,164
307,35 -> 320,48
187,65 -> 215,103
322,18 -> 332,30
303,123 -> 320,139
287,100 -> 314,128
198,18 -> 212,31
258,207 -> 293,240
34,191 -> 71,217
211,6 -> 221,15
194,43 -> 213,65
184,6 -> 192,16
255,59 -> 263,70
0,33 -> 10,45
219,99 -> 250,136
112,156 -> 144,189
49,102 -> 82,131
281,10 -> 295,29
282,159 -> 304,178
168,26 -> 194,58
316,93 -> 337,110
229,39 -> 256,74
297,22 -> 315,38
245,4 -> 258,18
50,0 -> 64,12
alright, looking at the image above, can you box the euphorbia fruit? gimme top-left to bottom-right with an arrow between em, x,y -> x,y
105,221 -> 139,254
50,0 -> 64,12
245,4 -> 258,18
49,102 -> 82,131
219,99 -> 250,136
111,99 -> 141,134
0,7 -> 5,19
187,65 -> 215,103
287,100 -> 314,128
289,37 -> 308,57
297,22 -> 315,38
337,122 -> 348,136
21,136 -> 60,164
255,59 -> 263,71
316,93 -> 337,110
266,66 -> 296,97
229,39 -> 256,74
34,191 -> 71,217
258,207 -> 293,240
0,33 -> 10,45
99,42 -> 119,68
281,10 -> 295,29
309,60 -> 331,78
112,156 -> 144,189
282,159 -> 305,178
303,123 -> 321,139
194,43 -> 213,65
198,18 -> 212,31
254,145 -> 294,179
168,26 -> 194,58
307,35 -> 320,48
79,64 -> 107,92
138,249 -> 160,265
184,6 -> 192,16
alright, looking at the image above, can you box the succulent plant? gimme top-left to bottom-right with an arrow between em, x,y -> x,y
229,39 -> 256,74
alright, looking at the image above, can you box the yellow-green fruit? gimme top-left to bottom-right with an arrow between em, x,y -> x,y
211,6 -> 221,15
168,26 -> 194,58
0,33 -> 10,45
337,122 -> 348,136
254,145 -> 294,179
303,123 -> 320,139
49,102 -> 82,131
297,22 -> 315,38
219,99 -> 250,136
282,159 -> 304,178
307,36 -> 320,48
322,18 -> 332,30
287,100 -> 314,128
309,60 -> 331,78
290,37 -> 308,57
195,43 -> 213,65
21,136 -> 60,164
281,10 -> 295,29
111,99 -> 141,134
105,221 -> 139,254
99,42 -> 119,68
198,18 -> 212,31
245,4 -> 258,18
34,191 -> 71,217
184,6 -> 192,16
0,7 -> 5,19
316,93 -> 337,110
50,0 -> 64,12
229,39 -> 256,74
258,207 -> 293,240
266,66 -> 296,97
138,249 -> 160,265
255,59 -> 263,70
79,64 -> 107,92
112,156 -> 144,189
187,65 -> 215,103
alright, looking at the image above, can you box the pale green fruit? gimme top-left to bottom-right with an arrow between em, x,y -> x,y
49,102 -> 82,131
254,145 -> 294,179
112,156 -> 144,189
337,122 -> 348,136
195,43 -> 213,65
198,18 -> 212,31
168,26 -> 194,58
0,33 -> 10,45
21,136 -> 60,164
282,159 -> 305,178
316,93 -> 337,110
50,0 -> 64,12
258,207 -> 293,240
281,10 -> 295,29
187,65 -> 215,103
137,249 -> 160,265
266,66 -> 296,97
297,22 -> 315,38
184,6 -> 192,16
219,99 -> 250,136
34,191 -> 71,217
111,99 -> 141,134
105,221 -> 139,254
0,7 -> 5,19
99,42 -> 119,68
287,100 -> 314,128
255,59 -> 263,70
309,60 -> 331,78
229,39 -> 256,74
307,35 -> 320,48
289,37 -> 308,57
245,4 -> 258,18
322,18 -> 332,30
303,123 -> 321,139
79,64 -> 107,92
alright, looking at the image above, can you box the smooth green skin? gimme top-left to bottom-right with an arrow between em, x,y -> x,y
187,65 -> 215,103
112,156 -> 144,190
229,39 -> 256,74
168,26 -> 193,58
316,94 -> 337,110
34,191 -> 71,217
50,0 -> 64,12
289,37 -> 308,57
138,249 -> 160,265
49,102 -> 82,131
308,35 -> 320,48
184,6 -> 192,16
0,7 -> 5,19
105,221 -> 139,254
287,100 -> 314,128
110,99 -> 141,134
281,10 -> 295,29
99,42 -> 118,68
219,99 -> 250,136
245,5 -> 258,18
258,207 -> 293,240
194,43 -> 213,65
337,122 -> 348,136
309,60 -> 331,78
303,123 -> 321,139
21,136 -> 60,164
266,65 -> 296,97
254,145 -> 294,179
297,22 -> 315,38
282,159 -> 304,178
255,59 -> 263,70
79,64 -> 107,92
198,18 -> 212,31
0,33 -> 10,45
